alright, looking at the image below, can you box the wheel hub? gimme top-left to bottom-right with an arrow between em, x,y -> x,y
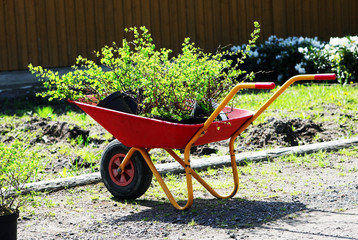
108,153 -> 135,186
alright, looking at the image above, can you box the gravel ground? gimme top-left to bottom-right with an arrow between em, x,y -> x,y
18,146 -> 358,240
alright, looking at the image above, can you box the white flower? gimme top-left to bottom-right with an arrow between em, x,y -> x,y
277,74 -> 283,82
295,63 -> 306,74
252,50 -> 259,58
329,53 -> 340,62
298,37 -> 304,44
349,36 -> 358,44
324,44 -> 331,51
349,45 -> 357,53
231,46 -> 241,52
330,37 -> 349,47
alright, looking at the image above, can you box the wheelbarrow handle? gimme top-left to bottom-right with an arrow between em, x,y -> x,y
254,82 -> 276,89
314,73 -> 337,80
229,73 -> 337,142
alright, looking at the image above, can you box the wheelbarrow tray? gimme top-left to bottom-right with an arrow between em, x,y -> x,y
69,100 -> 253,149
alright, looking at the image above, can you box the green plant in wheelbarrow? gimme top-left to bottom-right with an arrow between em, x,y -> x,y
29,22 -> 260,122
0,139 -> 42,240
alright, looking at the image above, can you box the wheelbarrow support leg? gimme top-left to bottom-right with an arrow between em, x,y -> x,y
165,147 -> 240,199
132,147 -> 194,210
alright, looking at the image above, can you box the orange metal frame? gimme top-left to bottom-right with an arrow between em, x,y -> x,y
118,74 -> 336,210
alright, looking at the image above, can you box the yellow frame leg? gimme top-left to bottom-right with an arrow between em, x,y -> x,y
134,147 -> 194,210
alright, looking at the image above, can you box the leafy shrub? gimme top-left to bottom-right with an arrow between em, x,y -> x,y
0,139 -> 42,215
30,24 -> 260,121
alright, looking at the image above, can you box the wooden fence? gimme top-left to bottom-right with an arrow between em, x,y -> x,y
1,0 -> 357,71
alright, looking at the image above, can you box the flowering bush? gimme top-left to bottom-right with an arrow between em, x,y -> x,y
231,35 -> 358,84
230,36 -> 322,83
297,36 -> 358,84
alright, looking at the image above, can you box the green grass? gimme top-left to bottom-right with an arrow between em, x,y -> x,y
35,106 -> 55,119
1,84 -> 357,184
235,83 -> 358,124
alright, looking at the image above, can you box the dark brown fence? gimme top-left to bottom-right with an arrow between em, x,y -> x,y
1,0 -> 357,71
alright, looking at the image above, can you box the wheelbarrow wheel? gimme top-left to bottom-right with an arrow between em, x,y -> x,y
100,140 -> 152,200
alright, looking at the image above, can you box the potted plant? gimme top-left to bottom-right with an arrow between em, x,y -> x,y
0,139 -> 42,240
29,23 -> 260,123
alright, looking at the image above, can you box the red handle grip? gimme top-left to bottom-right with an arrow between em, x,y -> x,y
314,73 -> 336,80
255,82 -> 276,89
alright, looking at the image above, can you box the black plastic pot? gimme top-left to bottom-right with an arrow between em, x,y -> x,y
0,211 -> 19,240
191,102 -> 228,121
97,92 -> 138,114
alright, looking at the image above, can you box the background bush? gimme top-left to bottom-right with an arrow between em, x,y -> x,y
230,35 -> 358,85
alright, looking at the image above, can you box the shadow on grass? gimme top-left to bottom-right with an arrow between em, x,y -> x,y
105,197 -> 306,229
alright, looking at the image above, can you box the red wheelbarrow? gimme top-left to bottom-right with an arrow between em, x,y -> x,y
69,74 -> 336,210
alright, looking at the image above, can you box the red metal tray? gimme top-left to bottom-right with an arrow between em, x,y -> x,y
69,100 -> 253,149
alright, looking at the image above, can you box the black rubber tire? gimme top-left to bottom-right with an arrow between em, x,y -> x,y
100,140 -> 152,199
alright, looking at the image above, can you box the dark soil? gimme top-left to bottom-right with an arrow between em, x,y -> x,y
25,117 -> 90,144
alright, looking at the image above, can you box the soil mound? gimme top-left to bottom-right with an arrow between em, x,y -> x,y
243,118 -> 323,148
23,117 -> 89,144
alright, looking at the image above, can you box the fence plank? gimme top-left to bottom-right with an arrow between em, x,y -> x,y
150,0 -> 161,47
140,0 -> 151,29
212,0 -> 221,49
4,0 -> 18,70
1,0 -> 358,71
261,0 -> 273,41
113,0 -> 125,44
159,0 -> 171,49
203,0 -> 215,52
177,0 -> 187,47
0,0 -> 9,70
169,0 -> 180,54
75,0 -> 88,59
83,0 -> 97,57
236,0 -> 247,45
54,0 -> 68,65
93,0 -> 105,51
194,0 -> 205,49
45,0 -> 60,67
123,0 -> 133,29
37,0 -> 51,67
25,0 -> 39,66
272,0 -> 287,37
63,0 -> 78,64
185,0 -> 196,44
219,0 -> 229,48
14,0 -> 28,68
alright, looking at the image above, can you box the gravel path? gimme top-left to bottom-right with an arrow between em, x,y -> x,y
18,146 -> 358,239
236,207 -> 358,240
